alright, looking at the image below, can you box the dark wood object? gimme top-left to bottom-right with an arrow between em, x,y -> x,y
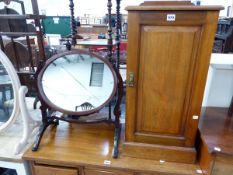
0,0 -> 45,59
198,107 -> 233,175
228,96 -> 233,116
4,41 -> 34,71
69,0 -> 77,46
213,18 -> 233,53
23,123 -> 200,175
107,0 -> 113,63
0,0 -> 46,97
115,0 -> 121,69
124,1 -> 223,163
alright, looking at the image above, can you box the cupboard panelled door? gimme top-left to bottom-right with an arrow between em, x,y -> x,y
135,25 -> 201,146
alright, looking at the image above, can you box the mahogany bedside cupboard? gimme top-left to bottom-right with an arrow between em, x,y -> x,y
124,1 -> 223,164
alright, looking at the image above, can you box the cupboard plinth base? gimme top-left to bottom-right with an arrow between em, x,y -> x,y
123,142 -> 196,164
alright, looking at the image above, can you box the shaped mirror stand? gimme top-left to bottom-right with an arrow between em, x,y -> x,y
33,49 -> 123,158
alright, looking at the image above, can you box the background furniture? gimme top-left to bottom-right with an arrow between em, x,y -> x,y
198,107 -> 233,175
0,0 -> 46,97
42,16 -> 72,38
213,18 -> 233,53
228,96 -> 233,116
69,0 -> 122,68
124,1 -> 222,163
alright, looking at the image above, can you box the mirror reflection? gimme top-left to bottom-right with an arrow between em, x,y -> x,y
0,61 -> 14,126
42,53 -> 115,113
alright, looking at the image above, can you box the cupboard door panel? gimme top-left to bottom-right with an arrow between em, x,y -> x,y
135,26 -> 201,144
34,165 -> 78,175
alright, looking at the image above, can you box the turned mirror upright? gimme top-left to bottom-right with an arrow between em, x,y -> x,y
33,49 -> 123,158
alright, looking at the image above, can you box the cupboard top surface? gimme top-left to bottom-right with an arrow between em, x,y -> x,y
126,5 -> 224,11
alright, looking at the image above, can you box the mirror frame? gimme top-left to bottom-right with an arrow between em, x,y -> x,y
37,49 -> 118,116
0,49 -> 20,132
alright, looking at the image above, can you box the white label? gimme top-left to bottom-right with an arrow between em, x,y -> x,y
196,169 -> 203,174
104,160 -> 111,165
214,147 -> 221,152
167,14 -> 176,21
159,160 -> 165,164
193,115 -> 199,120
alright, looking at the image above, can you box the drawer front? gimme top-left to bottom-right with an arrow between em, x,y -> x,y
34,165 -> 78,175
85,168 -> 133,175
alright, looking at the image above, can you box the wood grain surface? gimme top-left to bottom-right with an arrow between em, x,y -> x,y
23,123 -> 200,175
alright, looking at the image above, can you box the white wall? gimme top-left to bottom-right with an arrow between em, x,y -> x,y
200,0 -> 232,16
203,54 -> 233,107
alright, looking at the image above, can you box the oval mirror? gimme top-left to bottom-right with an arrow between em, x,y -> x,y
0,50 -> 20,131
38,50 -> 117,115
0,61 -> 14,124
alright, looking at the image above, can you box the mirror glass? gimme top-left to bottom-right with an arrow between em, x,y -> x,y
0,61 -> 14,126
41,52 -> 116,113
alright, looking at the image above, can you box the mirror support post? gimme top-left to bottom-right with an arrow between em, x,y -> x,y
113,67 -> 124,158
69,0 -> 77,46
116,0 -> 121,70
